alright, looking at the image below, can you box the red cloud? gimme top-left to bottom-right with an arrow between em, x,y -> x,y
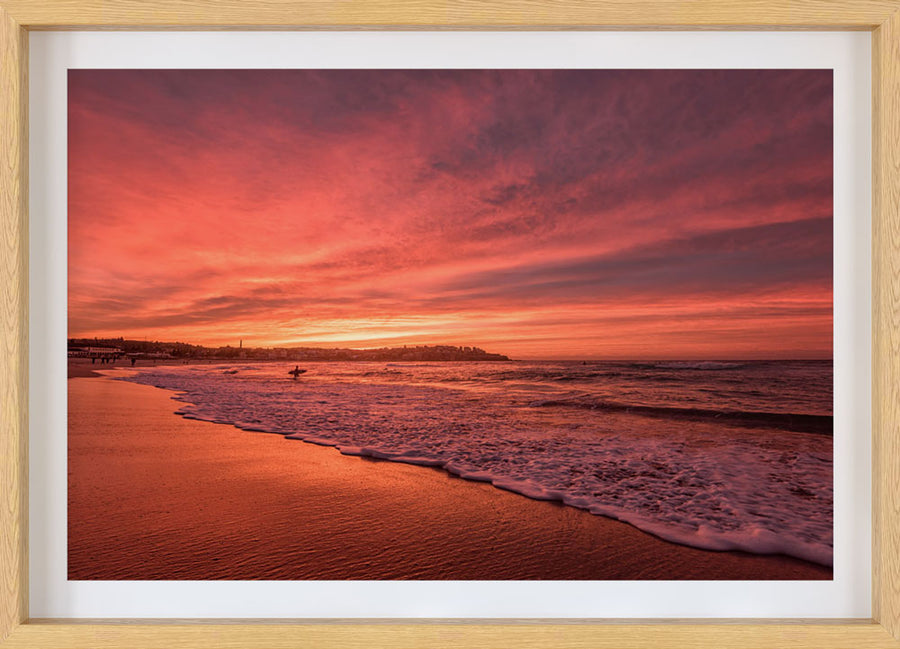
69,70 -> 833,360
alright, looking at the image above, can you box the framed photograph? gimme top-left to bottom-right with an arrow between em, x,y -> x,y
64,64 -> 839,582
2,2 -> 899,648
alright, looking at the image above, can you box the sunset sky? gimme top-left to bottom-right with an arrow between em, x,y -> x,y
68,69 -> 832,360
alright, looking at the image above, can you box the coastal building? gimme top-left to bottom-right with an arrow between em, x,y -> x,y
67,345 -> 124,360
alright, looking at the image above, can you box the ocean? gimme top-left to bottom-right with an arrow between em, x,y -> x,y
124,359 -> 833,567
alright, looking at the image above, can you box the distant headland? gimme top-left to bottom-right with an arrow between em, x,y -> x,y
67,337 -> 511,362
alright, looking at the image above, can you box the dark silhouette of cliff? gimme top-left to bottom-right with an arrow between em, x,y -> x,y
68,338 -> 511,362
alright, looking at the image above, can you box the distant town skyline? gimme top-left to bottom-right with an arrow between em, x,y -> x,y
68,70 -> 833,360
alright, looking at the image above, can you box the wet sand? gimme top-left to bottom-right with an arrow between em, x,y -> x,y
68,372 -> 832,580
67,361 -> 105,378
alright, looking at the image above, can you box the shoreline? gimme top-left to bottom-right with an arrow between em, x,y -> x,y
68,369 -> 832,580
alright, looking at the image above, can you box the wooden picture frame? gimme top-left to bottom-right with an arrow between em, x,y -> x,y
1,2 -> 898,647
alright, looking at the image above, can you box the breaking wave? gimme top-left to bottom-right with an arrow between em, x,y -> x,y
123,359 -> 833,567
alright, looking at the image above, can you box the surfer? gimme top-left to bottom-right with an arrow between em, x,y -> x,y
289,365 -> 307,379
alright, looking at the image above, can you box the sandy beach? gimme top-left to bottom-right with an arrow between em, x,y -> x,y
68,368 -> 832,580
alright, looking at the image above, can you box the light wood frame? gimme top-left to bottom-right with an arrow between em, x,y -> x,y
1,2 -> 898,647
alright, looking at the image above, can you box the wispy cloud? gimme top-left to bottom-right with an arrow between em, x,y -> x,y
68,69 -> 832,359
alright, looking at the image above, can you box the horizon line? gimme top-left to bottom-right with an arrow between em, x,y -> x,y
67,335 -> 833,363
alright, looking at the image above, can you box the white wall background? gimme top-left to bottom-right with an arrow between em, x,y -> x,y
29,30 -> 871,619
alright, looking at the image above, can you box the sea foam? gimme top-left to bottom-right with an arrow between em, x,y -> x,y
124,360 -> 833,567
